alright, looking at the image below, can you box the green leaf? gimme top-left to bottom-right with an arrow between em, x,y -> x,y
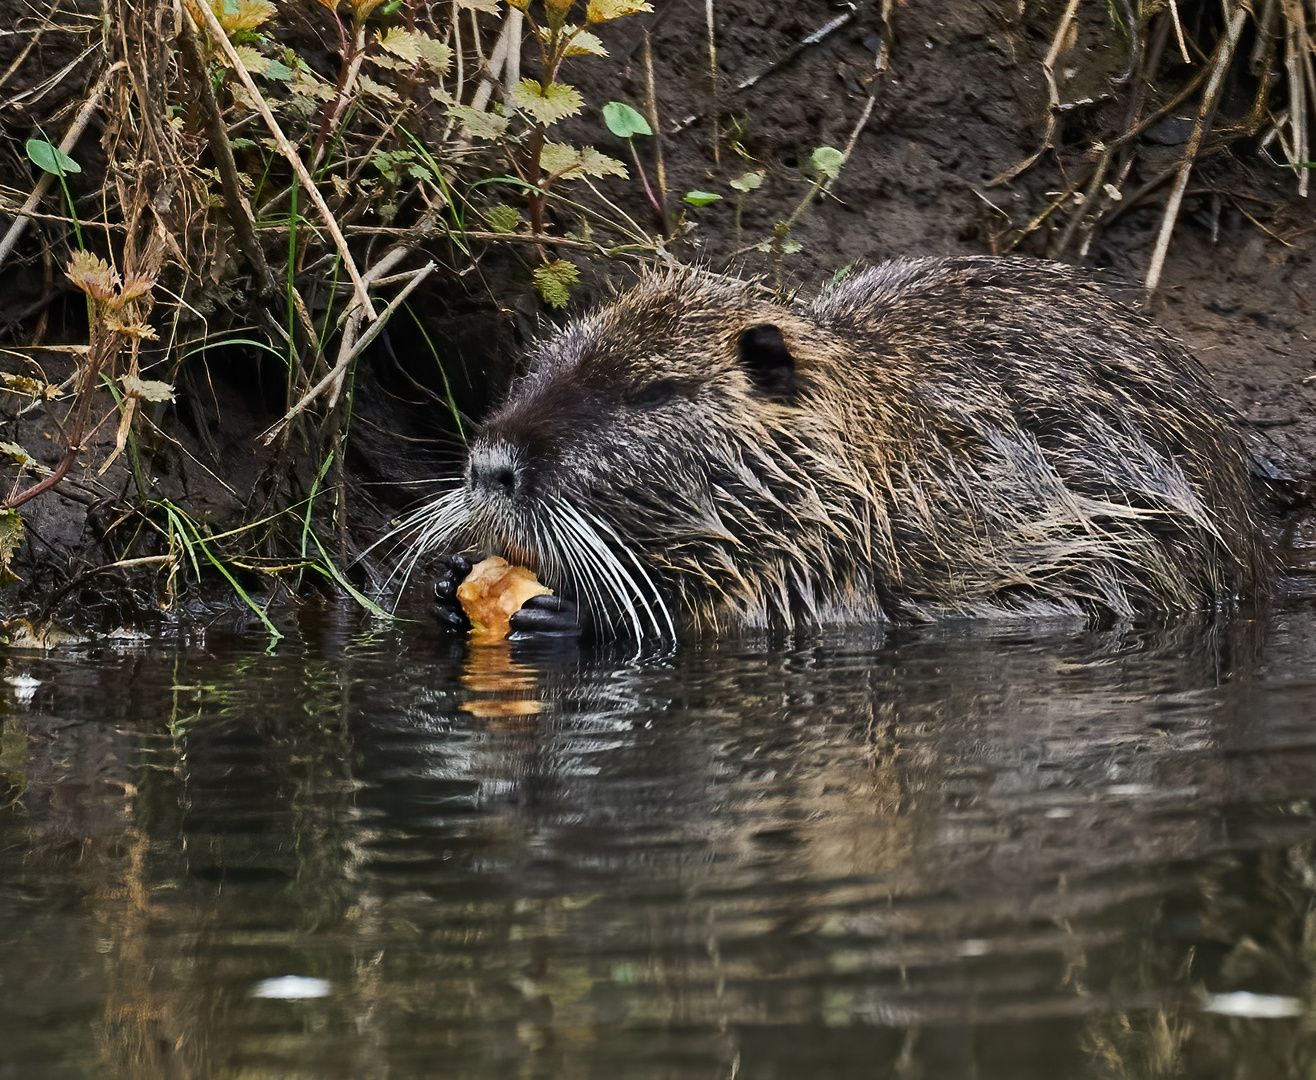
810,145 -> 845,180
262,56 -> 294,80
449,103 -> 510,140
515,79 -> 584,125
601,100 -> 651,138
533,259 -> 580,309
482,204 -> 522,233
730,170 -> 764,193
25,138 -> 80,177
683,189 -> 722,206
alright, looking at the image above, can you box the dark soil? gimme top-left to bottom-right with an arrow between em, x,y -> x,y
2,0 -> 1315,632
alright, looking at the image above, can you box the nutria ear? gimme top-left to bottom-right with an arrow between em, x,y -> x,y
737,323 -> 796,397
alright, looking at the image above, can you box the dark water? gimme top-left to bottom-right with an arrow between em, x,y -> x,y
3,605 -> 1316,1079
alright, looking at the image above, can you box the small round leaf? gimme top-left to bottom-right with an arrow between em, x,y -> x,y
683,189 -> 722,206
602,101 -> 652,139
810,145 -> 845,181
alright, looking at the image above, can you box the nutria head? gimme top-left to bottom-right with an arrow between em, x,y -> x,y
397,270 -> 879,636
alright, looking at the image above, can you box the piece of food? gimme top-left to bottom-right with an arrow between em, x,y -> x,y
455,556 -> 552,642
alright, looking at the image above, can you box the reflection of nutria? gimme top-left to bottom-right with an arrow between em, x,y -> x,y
406,257 -> 1270,638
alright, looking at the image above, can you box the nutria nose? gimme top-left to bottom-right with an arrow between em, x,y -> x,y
467,443 -> 522,500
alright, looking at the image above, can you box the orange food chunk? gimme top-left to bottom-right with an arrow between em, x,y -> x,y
455,556 -> 552,642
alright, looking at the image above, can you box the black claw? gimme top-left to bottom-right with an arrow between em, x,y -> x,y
432,552 -> 476,634
508,593 -> 584,638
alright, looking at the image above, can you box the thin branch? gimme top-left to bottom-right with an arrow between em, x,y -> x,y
0,60 -> 126,272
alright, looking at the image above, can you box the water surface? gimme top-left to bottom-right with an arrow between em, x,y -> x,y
3,606 -> 1316,1078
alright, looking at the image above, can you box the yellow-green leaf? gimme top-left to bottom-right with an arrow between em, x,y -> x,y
234,44 -> 270,76
378,27 -> 422,64
730,170 -> 764,193
810,145 -> 845,180
450,104 -> 510,140
0,508 -> 22,587
540,142 -> 627,180
414,34 -> 453,73
482,204 -> 522,233
0,443 -> 35,468
359,75 -> 401,102
515,78 -> 583,125
197,0 -> 276,35
564,29 -> 608,56
533,259 -> 580,309
585,0 -> 652,23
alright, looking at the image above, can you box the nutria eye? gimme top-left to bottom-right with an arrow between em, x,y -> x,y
630,379 -> 677,409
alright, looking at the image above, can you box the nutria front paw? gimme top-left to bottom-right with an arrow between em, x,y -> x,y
508,593 -> 586,639
432,553 -> 474,633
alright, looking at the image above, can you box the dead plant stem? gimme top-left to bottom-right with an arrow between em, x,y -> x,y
187,0 -> 376,321
1144,5 -> 1249,303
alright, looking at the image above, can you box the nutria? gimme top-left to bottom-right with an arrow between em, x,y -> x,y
404,256 -> 1269,639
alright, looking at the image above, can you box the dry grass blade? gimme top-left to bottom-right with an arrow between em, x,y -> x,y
1144,6 -> 1249,304
184,0 -> 376,322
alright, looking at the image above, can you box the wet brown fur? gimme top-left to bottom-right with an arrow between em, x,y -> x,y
451,256 -> 1270,632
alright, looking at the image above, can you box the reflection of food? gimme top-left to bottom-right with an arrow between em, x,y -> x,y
460,646 -> 545,723
456,556 -> 552,642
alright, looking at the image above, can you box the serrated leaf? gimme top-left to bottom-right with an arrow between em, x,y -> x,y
25,138 -> 80,177
450,104 -> 509,140
0,374 -> 56,398
122,375 -> 174,402
585,0 -> 652,22
577,145 -> 627,178
482,204 -> 522,233
683,189 -> 721,206
0,443 -> 35,468
203,0 -> 277,34
378,27 -> 422,63
0,508 -> 23,584
515,79 -> 583,125
359,75 -> 401,102
234,44 -> 263,72
541,142 -> 627,180
65,251 -> 117,301
415,34 -> 452,73
810,145 -> 845,180
730,170 -> 764,193
601,100 -> 650,138
533,259 -> 580,309
564,29 -> 608,56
